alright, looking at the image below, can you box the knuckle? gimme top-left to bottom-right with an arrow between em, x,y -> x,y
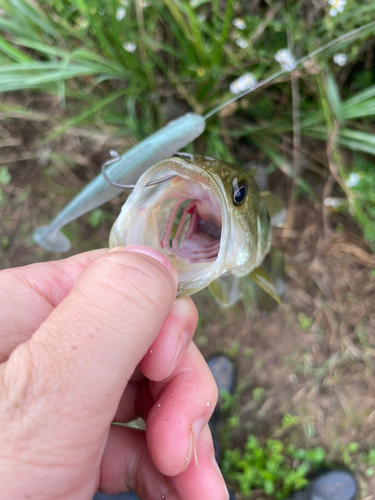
0,337 -> 82,443
0,342 -> 48,439
2,343 -> 38,408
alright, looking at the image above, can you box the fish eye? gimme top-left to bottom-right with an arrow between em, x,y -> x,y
232,178 -> 248,205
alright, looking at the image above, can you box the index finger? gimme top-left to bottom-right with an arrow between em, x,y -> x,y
0,249 -> 107,362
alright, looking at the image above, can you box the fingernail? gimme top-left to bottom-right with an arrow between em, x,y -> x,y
184,419 -> 205,471
125,245 -> 174,273
167,330 -> 190,377
200,425 -> 230,499
109,244 -> 178,284
210,453 -> 230,499
191,418 -> 205,444
184,432 -> 193,471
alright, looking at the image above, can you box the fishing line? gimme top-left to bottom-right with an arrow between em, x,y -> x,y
102,20 -> 375,190
34,17 -> 375,253
101,155 -> 177,188
204,19 -> 375,119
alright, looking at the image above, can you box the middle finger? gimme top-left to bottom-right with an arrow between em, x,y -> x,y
139,297 -> 198,382
147,341 -> 218,477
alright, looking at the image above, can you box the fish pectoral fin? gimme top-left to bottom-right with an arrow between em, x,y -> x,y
208,275 -> 242,308
260,192 -> 287,228
247,267 -> 282,305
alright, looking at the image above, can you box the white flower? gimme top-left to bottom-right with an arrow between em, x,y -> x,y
139,0 -> 151,7
116,7 -> 126,20
77,18 -> 89,28
236,37 -> 249,49
123,42 -> 137,53
324,197 -> 346,208
329,0 -> 346,16
197,13 -> 207,22
275,48 -> 297,72
333,53 -> 347,66
230,73 -> 258,94
233,18 -> 246,30
346,172 -> 360,188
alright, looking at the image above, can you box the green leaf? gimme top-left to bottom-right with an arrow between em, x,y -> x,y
264,479 -> 275,494
0,34 -> 32,62
344,84 -> 375,107
365,467 -> 375,477
324,70 -> 344,124
368,449 -> 375,464
41,88 -> 128,143
7,0 -> 58,38
252,387 -> 265,404
0,236 -> 9,249
86,209 -> 107,228
306,446 -> 326,463
347,442 -> 360,454
297,312 -> 313,331
0,167 -> 11,185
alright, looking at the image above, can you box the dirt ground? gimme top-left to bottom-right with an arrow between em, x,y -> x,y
1,93 -> 375,498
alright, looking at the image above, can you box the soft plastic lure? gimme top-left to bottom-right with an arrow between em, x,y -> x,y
34,113 -> 205,251
34,22 -> 375,252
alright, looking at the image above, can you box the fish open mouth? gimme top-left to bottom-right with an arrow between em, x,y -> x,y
158,180 -> 222,263
109,154 -> 271,298
109,157 -> 230,296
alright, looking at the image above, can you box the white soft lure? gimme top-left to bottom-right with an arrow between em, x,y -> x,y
33,22 -> 375,253
34,113 -> 205,252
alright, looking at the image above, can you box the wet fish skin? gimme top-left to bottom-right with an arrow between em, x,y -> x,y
196,155 -> 271,277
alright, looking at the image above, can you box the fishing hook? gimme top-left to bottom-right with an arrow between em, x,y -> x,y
101,152 -> 177,189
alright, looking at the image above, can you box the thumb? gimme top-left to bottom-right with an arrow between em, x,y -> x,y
2,246 -> 178,430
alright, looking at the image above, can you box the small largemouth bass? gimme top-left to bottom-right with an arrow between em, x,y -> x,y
110,154 -> 271,297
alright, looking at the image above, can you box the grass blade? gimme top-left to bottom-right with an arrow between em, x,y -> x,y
41,88 -> 128,144
323,70 -> 344,125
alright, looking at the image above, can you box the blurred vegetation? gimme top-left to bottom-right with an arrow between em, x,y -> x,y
0,0 -> 375,247
1,2 -> 375,496
222,429 -> 375,498
222,431 -> 325,498
220,401 -> 375,499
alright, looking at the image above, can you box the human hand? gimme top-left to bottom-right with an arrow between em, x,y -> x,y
0,245 -> 229,500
